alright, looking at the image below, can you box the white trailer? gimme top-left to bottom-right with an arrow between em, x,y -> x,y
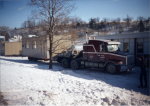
22,35 -> 72,60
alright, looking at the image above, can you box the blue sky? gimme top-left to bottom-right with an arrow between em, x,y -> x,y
73,0 -> 150,21
0,0 -> 149,28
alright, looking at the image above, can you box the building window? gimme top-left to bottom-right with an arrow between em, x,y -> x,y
123,42 -> 129,52
137,42 -> 143,53
33,41 -> 37,49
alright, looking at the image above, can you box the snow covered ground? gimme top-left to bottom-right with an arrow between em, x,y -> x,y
0,56 -> 150,106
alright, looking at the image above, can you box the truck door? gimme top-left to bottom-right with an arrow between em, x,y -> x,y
83,45 -> 97,61
97,44 -> 106,61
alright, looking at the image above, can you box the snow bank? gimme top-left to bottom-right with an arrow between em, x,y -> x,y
0,56 -> 150,106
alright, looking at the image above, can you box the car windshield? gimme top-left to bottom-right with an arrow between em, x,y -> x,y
107,44 -> 119,52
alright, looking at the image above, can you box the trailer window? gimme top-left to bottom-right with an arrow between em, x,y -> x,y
33,41 -> 37,49
26,41 -> 29,48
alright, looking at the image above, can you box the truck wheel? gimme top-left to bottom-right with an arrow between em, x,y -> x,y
106,63 -> 116,74
61,59 -> 69,68
71,60 -> 79,70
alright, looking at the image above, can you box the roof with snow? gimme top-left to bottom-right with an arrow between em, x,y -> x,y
94,31 -> 150,39
28,35 -> 37,38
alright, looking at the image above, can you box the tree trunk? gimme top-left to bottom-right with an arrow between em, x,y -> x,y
49,34 -> 53,69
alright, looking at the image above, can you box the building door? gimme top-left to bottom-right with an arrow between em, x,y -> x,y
136,39 -> 144,55
134,38 -> 144,65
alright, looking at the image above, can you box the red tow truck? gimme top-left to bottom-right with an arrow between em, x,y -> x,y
56,39 -> 134,73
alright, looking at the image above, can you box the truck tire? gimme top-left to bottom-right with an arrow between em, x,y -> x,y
106,63 -> 116,74
61,59 -> 70,68
71,60 -> 79,70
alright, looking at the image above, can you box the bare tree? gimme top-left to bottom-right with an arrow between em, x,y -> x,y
0,26 -> 11,41
123,15 -> 132,28
22,18 -> 36,28
21,21 -> 28,28
30,0 -> 73,69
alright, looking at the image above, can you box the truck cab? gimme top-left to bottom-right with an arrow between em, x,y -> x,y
83,39 -> 134,73
56,39 -> 134,74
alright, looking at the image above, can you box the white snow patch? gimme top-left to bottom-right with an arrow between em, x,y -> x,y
0,56 -> 150,106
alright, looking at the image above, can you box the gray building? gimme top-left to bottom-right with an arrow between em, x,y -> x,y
93,31 -> 150,66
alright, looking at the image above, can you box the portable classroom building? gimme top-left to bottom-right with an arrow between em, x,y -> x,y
22,35 -> 72,60
22,36 -> 49,60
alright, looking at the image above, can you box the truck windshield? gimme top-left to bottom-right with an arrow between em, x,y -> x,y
107,44 -> 119,52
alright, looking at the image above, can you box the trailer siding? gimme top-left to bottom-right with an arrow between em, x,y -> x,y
22,35 -> 72,60
22,36 -> 49,59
